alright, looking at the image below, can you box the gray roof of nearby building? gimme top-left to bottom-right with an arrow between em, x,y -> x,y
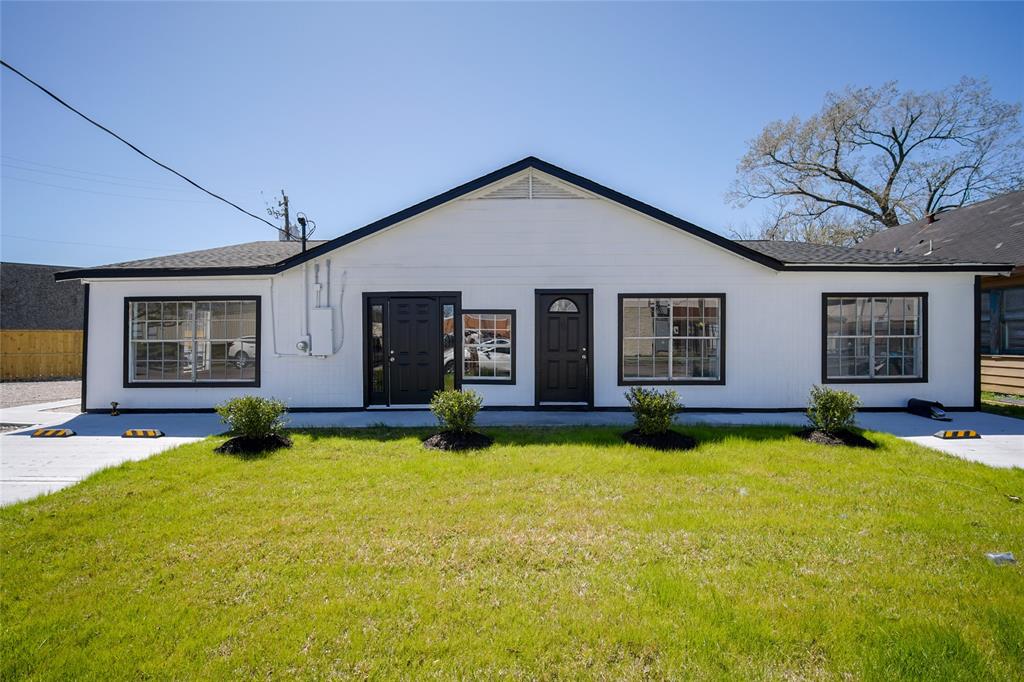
857,190 -> 1024,266
735,240 -> 979,265
0,262 -> 85,330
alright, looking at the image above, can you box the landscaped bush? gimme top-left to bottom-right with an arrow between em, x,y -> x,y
625,387 -> 682,435
429,388 -> 483,433
806,385 -> 861,436
214,396 -> 290,454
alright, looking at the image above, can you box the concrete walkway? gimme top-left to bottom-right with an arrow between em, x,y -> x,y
2,402 -> 1021,506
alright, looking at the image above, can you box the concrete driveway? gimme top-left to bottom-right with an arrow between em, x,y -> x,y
2,402 -> 1021,506
1,401 -> 219,506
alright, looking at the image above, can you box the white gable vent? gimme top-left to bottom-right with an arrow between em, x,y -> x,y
474,169 -> 589,200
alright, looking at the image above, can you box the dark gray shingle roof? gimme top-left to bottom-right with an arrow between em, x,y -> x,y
97,240 -> 327,270
735,240 -> 981,265
857,190 -> 1024,266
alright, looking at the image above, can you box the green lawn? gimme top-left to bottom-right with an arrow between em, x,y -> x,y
982,391 -> 1024,420
2,426 -> 1023,680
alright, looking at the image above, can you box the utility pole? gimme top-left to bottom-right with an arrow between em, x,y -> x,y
278,190 -> 292,242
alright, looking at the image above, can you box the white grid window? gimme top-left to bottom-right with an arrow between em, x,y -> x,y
128,299 -> 257,384
825,296 -> 922,379
621,297 -> 722,381
462,312 -> 513,381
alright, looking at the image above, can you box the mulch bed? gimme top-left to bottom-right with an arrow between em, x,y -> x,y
795,428 -> 876,449
622,428 -> 697,451
423,430 -> 494,452
215,434 -> 293,455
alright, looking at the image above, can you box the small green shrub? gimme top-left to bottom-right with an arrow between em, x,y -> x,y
215,395 -> 288,438
430,389 -> 483,433
807,385 -> 861,435
625,387 -> 682,435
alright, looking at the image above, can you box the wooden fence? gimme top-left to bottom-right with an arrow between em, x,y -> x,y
1,330 -> 83,380
981,355 -> 1024,396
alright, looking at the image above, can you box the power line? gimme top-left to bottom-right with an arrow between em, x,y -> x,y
1,233 -> 171,253
1,154 -> 185,187
1,59 -> 284,236
3,162 -> 198,192
3,175 -> 217,203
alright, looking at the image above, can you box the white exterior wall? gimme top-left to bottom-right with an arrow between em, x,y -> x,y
83,190 -> 979,410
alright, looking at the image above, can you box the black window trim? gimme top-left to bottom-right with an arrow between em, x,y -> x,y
460,308 -> 517,386
123,295 -> 261,389
820,292 -> 928,385
617,293 -> 726,387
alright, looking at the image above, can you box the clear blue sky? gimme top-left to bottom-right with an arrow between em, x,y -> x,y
2,1 -> 1022,267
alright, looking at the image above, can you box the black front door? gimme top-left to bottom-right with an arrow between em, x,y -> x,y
536,290 -> 592,404
387,297 -> 441,405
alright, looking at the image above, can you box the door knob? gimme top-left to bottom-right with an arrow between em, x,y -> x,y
389,357 -> 395,363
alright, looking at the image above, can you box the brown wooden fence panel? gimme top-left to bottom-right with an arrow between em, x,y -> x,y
981,355 -> 1024,396
0,330 -> 83,380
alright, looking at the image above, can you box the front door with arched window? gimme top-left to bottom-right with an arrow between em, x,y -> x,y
535,290 -> 593,405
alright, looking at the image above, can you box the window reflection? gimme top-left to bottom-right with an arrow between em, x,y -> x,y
462,312 -> 513,380
128,299 -> 257,383
442,304 -> 455,389
621,297 -> 722,381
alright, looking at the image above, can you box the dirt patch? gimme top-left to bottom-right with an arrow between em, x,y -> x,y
423,430 -> 494,452
215,434 -> 292,455
795,428 -> 876,449
622,428 -> 697,451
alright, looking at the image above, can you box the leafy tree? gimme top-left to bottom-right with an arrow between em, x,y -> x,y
730,78 -> 1024,245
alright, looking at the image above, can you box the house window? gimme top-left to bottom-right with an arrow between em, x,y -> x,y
982,287 -> 1024,355
461,310 -> 515,383
823,294 -> 926,382
126,297 -> 259,386
619,295 -> 724,384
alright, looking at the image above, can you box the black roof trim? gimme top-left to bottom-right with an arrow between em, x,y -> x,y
781,264 -> 1011,273
56,265 -> 279,281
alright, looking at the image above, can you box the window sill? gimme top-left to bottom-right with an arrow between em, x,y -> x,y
124,381 -> 261,389
821,377 -> 926,385
461,379 -> 515,386
618,379 -> 724,386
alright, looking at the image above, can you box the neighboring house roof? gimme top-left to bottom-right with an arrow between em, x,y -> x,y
858,190 -> 1024,267
1,262 -> 85,330
55,157 -> 1014,281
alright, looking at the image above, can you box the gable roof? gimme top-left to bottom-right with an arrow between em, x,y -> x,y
55,157 -> 1013,280
857,190 -> 1024,266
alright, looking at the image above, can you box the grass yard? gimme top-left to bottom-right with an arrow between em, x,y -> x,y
2,426 -> 1023,680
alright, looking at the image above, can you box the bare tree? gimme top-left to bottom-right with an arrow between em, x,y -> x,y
729,78 -> 1024,245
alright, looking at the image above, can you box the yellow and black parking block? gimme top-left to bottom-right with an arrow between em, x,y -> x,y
122,429 -> 164,438
934,429 -> 980,440
31,428 -> 75,438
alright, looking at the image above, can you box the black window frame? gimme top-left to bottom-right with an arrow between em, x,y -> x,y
123,295 -> 261,389
820,292 -> 928,385
617,293 -> 726,386
460,308 -> 517,386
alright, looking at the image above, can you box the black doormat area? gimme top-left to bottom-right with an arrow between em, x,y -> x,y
794,428 -> 877,449
423,430 -> 494,451
622,428 -> 697,451
215,434 -> 293,455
